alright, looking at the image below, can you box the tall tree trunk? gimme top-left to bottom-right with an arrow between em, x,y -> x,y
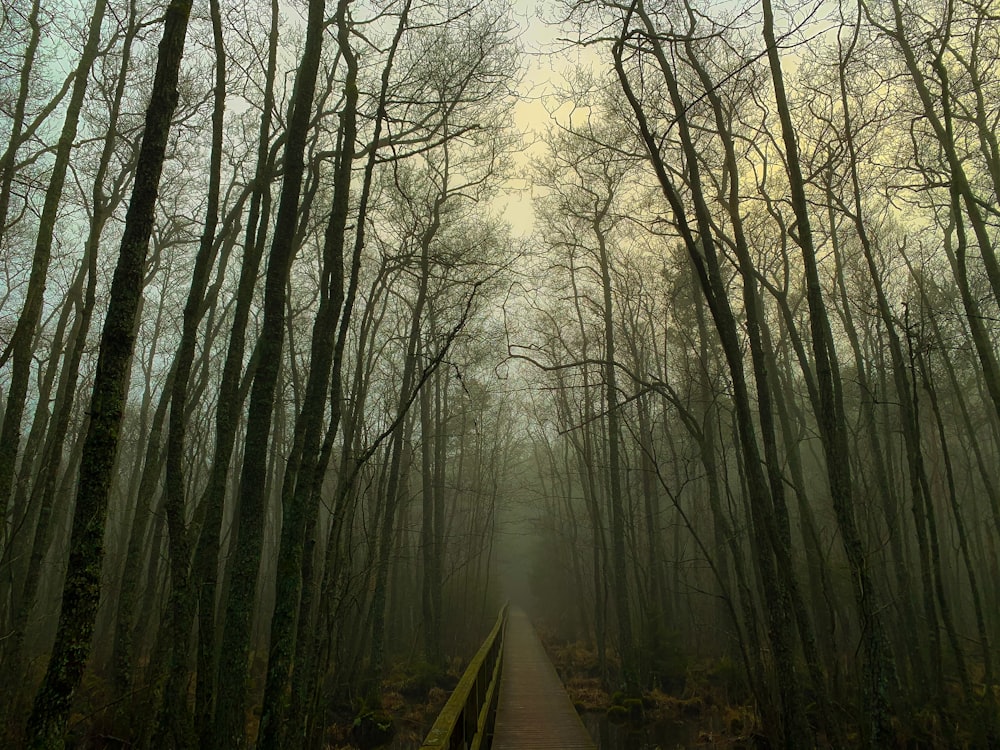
614,13 -> 811,740
689,278 -> 768,719
211,0 -> 326,739
369,194 -> 441,689
0,0 -> 109,540
24,0 -> 194,742
155,0 -> 227,741
190,2 -> 280,741
256,4 -> 358,744
918,346 -> 992,688
0,0 -> 42,250
593,197 -> 636,690
420,355 -> 443,666
760,2 -> 896,741
111,372 -> 171,704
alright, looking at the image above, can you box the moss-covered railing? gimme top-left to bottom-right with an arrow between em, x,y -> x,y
419,603 -> 509,750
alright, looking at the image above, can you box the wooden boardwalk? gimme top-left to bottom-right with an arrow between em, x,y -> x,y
492,607 -> 596,750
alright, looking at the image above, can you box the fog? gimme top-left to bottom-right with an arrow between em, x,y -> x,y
1,0 -> 999,747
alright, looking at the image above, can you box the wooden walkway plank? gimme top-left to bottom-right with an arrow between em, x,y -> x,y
491,607 -> 596,750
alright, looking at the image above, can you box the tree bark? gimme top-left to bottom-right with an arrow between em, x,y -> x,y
24,0 -> 194,742
0,0 -> 108,540
211,0 -> 326,739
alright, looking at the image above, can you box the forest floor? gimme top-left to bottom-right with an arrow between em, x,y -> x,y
565,675 -> 758,748
543,634 -> 764,749
320,635 -> 761,749
321,664 -> 458,749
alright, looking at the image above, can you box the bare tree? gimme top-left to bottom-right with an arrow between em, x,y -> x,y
24,0 -> 195,742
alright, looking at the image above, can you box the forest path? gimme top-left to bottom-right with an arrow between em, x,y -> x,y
492,607 -> 596,749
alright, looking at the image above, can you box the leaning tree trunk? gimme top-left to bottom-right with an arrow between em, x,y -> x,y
154,0 -> 226,741
256,3 -> 358,744
0,0 -> 42,253
369,195 -> 441,689
190,0 -> 279,741
760,2 -> 896,742
592,197 -> 637,691
0,0 -> 108,541
614,14 -> 810,740
24,0 -> 195,743
211,0 -> 326,741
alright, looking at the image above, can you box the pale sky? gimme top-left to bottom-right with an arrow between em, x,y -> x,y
497,0 -> 601,236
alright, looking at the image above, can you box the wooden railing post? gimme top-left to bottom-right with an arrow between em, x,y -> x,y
419,603 -> 509,750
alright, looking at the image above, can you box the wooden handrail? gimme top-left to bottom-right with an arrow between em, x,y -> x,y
419,603 -> 509,750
